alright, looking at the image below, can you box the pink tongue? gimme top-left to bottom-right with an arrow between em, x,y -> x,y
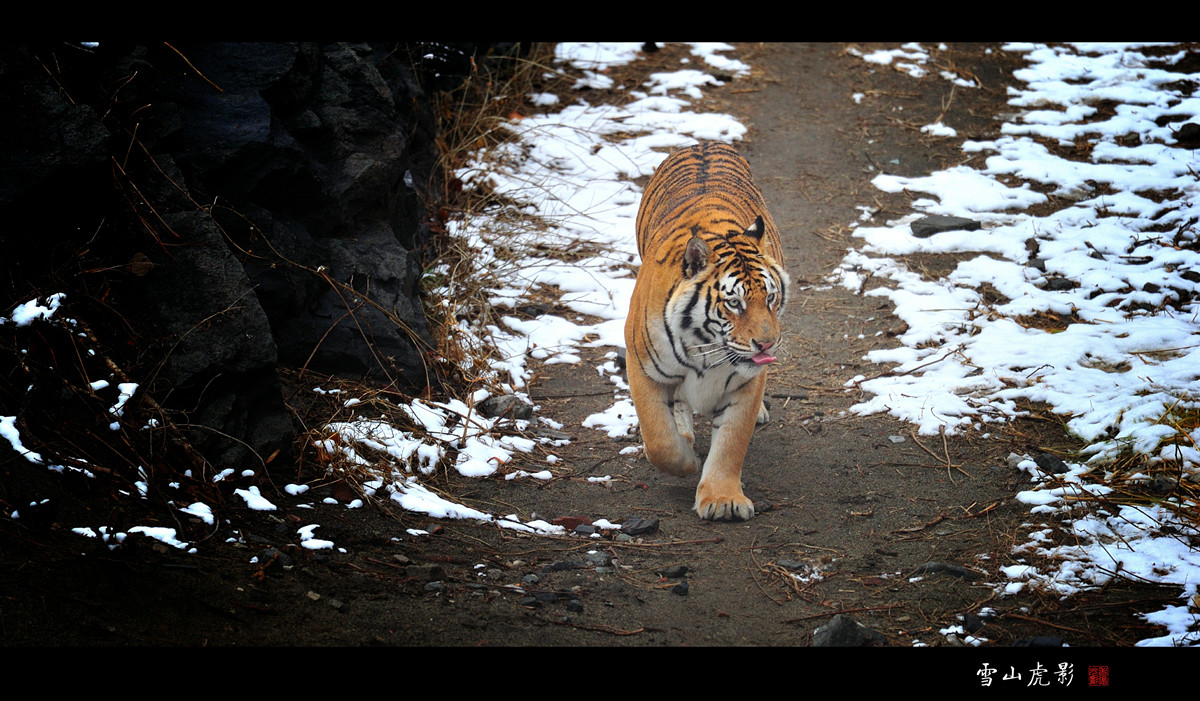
751,351 -> 776,365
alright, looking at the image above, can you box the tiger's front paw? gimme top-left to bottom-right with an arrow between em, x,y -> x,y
694,481 -> 755,521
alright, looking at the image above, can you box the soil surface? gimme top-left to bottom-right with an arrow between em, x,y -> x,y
2,43 -> 1180,652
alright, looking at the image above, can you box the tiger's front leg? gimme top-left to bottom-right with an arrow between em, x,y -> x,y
694,373 -> 766,521
627,367 -> 700,477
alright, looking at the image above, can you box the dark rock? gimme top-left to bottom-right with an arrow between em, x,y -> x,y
658,565 -> 688,578
1013,635 -> 1064,647
1173,121 -> 1200,147
1034,452 -> 1071,474
671,579 -> 689,596
477,395 -> 534,421
915,562 -> 982,580
812,615 -> 888,647
584,551 -> 612,567
620,516 -> 659,536
910,215 -> 981,238
262,547 -> 295,568
535,426 -> 573,441
1150,475 -> 1177,495
406,564 -> 447,582
1042,276 -> 1076,291
0,41 -> 462,476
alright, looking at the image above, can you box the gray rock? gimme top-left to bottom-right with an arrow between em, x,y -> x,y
1034,452 -> 1070,474
910,215 -> 981,238
406,564 -> 447,581
0,42 -> 454,472
915,562 -> 982,580
477,394 -> 534,421
812,615 -> 888,647
621,516 -> 659,536
584,551 -> 612,567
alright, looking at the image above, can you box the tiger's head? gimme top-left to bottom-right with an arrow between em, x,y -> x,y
669,216 -> 789,373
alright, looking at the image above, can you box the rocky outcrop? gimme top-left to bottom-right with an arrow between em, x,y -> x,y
0,42 -> 454,471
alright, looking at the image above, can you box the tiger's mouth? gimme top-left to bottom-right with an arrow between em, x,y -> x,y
750,350 -> 776,365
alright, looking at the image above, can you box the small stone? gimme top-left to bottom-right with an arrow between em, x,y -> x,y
423,581 -> 447,593
263,547 -> 294,568
659,565 -> 688,578
621,517 -> 659,536
812,615 -> 887,647
406,564 -> 447,581
915,562 -> 981,580
1013,635 -> 1064,647
1033,452 -> 1070,475
477,394 -> 534,421
1173,122 -> 1200,147
671,580 -> 689,596
584,551 -> 612,567
910,215 -> 981,239
522,573 -> 540,585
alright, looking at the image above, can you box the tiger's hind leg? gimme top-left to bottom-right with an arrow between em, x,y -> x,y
757,398 -> 771,425
628,365 -> 699,477
673,397 -> 695,448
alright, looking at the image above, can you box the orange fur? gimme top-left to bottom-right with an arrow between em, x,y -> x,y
624,142 -> 789,521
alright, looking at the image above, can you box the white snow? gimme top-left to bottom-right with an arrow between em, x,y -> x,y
842,42 -> 1200,646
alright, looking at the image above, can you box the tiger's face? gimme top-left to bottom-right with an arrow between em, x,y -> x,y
667,230 -> 789,374
714,266 -> 786,367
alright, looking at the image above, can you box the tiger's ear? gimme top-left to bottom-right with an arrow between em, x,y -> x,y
683,236 -> 710,278
743,215 -> 765,240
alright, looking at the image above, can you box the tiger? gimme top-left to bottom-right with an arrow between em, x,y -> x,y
624,141 -> 790,521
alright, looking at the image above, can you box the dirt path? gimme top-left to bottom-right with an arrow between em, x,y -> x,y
4,43 -> 1166,652
373,43 -> 1081,647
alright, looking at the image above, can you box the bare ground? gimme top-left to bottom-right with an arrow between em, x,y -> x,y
1,43 -> 1182,657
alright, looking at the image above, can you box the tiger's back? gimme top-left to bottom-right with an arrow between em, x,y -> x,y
625,142 -> 790,521
635,142 -> 783,263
